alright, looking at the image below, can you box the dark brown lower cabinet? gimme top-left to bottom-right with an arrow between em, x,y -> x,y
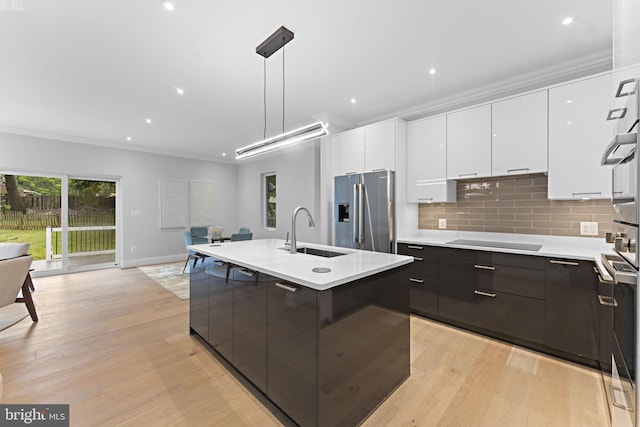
208,262 -> 234,361
546,259 -> 599,361
232,266 -> 267,393
439,282 -> 545,344
267,278 -> 318,426
189,258 -> 209,340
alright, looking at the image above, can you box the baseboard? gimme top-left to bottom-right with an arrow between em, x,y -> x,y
121,254 -> 186,269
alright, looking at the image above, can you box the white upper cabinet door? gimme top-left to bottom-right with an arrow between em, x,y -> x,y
336,127 -> 365,175
406,116 -> 455,202
446,104 -> 492,179
364,120 -> 396,172
548,74 -> 614,200
492,91 -> 548,176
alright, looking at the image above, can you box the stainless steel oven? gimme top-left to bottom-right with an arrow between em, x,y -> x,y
602,77 -> 639,426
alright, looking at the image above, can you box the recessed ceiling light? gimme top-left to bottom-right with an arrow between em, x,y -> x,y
126,136 -> 132,141
566,99 -> 573,104
161,0 -> 175,11
567,121 -> 573,125
145,118 -> 152,124
222,152 -> 227,157
176,87 -> 184,95
562,16 -> 575,25
350,98 -> 356,104
429,68 -> 437,75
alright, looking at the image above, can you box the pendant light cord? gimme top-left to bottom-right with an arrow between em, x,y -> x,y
263,57 -> 267,139
282,37 -> 285,133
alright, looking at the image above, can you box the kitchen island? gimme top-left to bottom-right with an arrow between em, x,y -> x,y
187,239 -> 413,427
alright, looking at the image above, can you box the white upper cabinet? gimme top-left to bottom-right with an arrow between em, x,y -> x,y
364,120 -> 396,172
548,74 -> 614,200
491,91 -> 548,176
336,127 -> 365,175
406,115 -> 455,203
334,119 -> 402,175
446,105 -> 492,179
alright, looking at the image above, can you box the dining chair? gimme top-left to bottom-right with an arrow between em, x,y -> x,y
190,226 -> 209,244
183,230 -> 208,273
231,232 -> 253,241
238,227 -> 250,234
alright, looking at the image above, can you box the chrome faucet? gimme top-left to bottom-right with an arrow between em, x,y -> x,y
291,206 -> 315,254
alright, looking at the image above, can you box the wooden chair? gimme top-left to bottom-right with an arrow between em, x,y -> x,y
0,243 -> 38,322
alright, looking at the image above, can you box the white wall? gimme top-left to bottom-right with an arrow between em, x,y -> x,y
0,132 -> 238,268
236,141 -> 321,244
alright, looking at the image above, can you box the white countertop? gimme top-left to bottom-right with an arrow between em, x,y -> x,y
397,229 -> 617,281
188,238 -> 413,291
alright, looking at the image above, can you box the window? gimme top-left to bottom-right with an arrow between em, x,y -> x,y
264,173 -> 276,229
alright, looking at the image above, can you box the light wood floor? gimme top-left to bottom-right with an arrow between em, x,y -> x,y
0,267 -> 609,426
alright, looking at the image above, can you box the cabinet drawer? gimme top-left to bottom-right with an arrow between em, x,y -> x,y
439,257 -> 545,300
438,247 -> 545,270
410,279 -> 438,316
439,282 -> 545,344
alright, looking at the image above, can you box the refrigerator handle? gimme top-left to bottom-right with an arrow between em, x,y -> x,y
352,183 -> 359,244
358,183 -> 364,243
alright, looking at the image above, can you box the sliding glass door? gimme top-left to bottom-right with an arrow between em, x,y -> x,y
66,177 -> 118,269
0,172 -> 120,275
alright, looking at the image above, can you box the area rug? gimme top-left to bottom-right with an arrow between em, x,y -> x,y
138,262 -> 190,300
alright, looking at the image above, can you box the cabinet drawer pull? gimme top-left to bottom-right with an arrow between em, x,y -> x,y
275,282 -> 297,293
615,78 -> 637,98
549,260 -> 579,266
407,245 -> 424,250
474,290 -> 497,298
474,264 -> 496,271
413,257 -> 424,261
237,269 -> 256,277
597,295 -> 618,307
417,197 -> 434,201
409,278 -> 425,284
506,168 -> 530,173
571,192 -> 601,196
458,172 -> 478,177
607,108 -> 627,120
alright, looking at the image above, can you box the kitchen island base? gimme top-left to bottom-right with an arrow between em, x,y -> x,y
190,259 -> 410,427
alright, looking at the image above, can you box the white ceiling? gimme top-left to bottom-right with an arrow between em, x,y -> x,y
0,0 -> 612,163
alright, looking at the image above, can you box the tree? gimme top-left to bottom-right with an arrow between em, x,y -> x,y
4,174 -> 25,213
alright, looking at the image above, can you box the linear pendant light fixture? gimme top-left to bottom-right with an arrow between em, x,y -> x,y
235,26 -> 328,160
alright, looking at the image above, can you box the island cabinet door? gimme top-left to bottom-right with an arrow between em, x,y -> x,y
208,262 -> 234,361
267,278 -> 318,427
545,259 -> 600,361
232,266 -> 267,393
189,258 -> 209,340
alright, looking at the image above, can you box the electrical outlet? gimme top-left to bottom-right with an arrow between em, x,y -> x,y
580,222 -> 599,236
438,218 -> 447,229
130,245 -> 136,253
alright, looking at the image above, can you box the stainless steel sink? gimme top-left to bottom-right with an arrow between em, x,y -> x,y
279,246 -> 348,257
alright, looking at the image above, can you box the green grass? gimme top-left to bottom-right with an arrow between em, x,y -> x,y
0,229 -> 47,260
0,229 -> 115,261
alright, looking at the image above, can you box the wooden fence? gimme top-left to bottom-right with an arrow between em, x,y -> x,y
0,211 -> 115,230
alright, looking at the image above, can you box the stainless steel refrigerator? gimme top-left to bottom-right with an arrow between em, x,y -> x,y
334,170 -> 395,253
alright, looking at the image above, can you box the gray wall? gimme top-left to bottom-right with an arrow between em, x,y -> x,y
0,132 -> 238,267
236,141 -> 321,244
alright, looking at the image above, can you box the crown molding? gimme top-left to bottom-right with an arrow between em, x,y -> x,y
0,126 -> 237,165
361,49 -> 613,125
